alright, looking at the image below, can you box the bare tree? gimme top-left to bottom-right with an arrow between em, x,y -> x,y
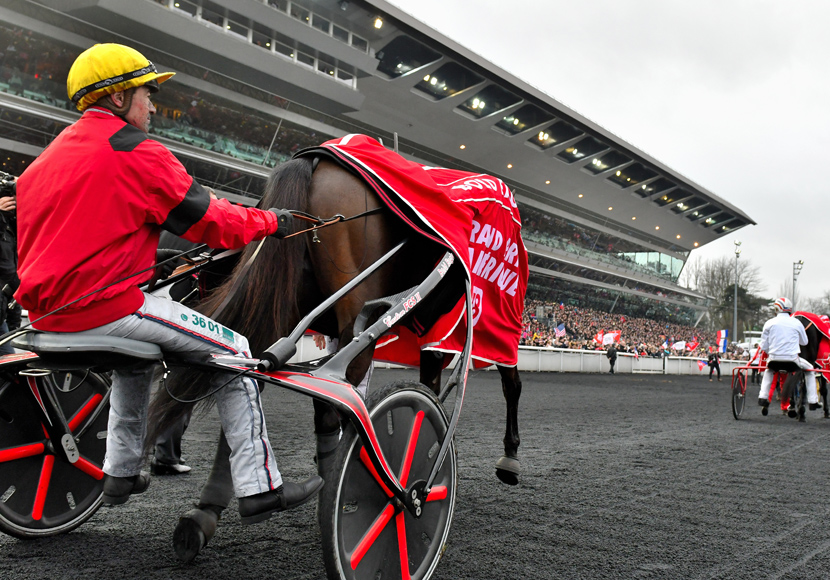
681,254 -> 766,334
804,290 -> 830,315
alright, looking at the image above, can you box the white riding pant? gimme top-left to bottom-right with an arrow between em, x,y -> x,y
72,293 -> 281,497
759,357 -> 818,405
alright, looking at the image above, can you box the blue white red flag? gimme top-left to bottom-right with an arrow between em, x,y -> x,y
716,329 -> 728,353
554,323 -> 567,337
698,360 -> 708,371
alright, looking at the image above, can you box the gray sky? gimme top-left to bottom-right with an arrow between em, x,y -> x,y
385,0 -> 829,301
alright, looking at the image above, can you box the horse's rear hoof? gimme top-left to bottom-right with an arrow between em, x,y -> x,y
495,456 -> 520,486
173,507 -> 219,563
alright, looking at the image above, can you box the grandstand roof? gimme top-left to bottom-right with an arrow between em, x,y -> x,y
23,0 -> 753,256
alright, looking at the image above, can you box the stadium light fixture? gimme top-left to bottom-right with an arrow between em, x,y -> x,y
339,1 -> 349,10
374,17 -> 383,29
793,259 -> 804,308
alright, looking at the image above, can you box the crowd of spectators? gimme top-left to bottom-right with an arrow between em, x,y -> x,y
520,300 -> 750,361
520,205 -> 684,282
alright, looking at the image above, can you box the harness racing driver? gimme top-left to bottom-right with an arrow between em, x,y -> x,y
757,297 -> 819,414
14,44 -> 323,522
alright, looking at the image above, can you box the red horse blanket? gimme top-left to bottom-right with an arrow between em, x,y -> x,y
297,134 -> 528,367
795,311 -> 830,370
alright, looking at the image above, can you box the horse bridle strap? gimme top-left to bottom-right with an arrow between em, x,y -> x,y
283,206 -> 386,239
211,206 -> 387,320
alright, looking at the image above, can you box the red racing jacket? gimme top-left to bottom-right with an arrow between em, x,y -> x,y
15,108 -> 279,332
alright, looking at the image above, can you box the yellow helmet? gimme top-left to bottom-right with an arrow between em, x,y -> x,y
67,43 -> 175,111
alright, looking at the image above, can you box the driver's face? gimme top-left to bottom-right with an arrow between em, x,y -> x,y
125,86 -> 156,133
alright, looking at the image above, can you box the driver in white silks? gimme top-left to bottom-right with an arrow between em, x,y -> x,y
757,297 -> 819,413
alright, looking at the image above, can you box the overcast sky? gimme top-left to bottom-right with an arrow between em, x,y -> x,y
385,0 -> 829,302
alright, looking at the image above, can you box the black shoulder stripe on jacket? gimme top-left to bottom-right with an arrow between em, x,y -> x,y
109,124 -> 147,152
161,179 -> 211,236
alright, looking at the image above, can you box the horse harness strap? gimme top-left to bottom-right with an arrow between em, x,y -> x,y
211,206 -> 387,320
284,206 -> 386,240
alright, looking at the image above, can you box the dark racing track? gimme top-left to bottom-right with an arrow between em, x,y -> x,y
3,369 -> 830,579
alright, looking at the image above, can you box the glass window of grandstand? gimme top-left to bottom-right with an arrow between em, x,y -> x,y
606,163 -> 656,188
176,156 -> 267,201
376,36 -> 441,78
296,51 -> 315,68
636,177 -> 675,198
252,23 -> 273,50
495,104 -> 553,135
0,151 -> 35,176
225,10 -> 249,38
351,34 -> 368,53
529,121 -> 582,150
686,204 -> 719,221
0,24 -> 77,110
200,1 -> 224,28
265,0 -> 287,12
272,40 -> 294,58
290,3 -> 310,24
556,136 -> 607,163
0,108 -> 68,147
414,63 -> 483,100
585,151 -> 630,175
317,55 -> 337,77
172,0 -> 198,17
148,80 -> 332,168
654,190 -> 686,207
333,24 -> 349,43
336,66 -> 355,84
717,218 -> 746,234
671,195 -> 705,214
702,212 -> 733,228
312,14 -> 331,34
457,85 -> 521,119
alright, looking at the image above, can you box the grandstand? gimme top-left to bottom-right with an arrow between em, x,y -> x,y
0,0 -> 753,327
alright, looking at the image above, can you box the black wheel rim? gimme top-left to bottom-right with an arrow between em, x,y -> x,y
0,372 -> 109,537
333,387 -> 456,580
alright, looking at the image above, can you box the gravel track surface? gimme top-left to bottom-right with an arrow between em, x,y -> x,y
2,369 -> 829,579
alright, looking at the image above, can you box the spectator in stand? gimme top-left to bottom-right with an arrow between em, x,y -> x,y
0,175 -> 19,355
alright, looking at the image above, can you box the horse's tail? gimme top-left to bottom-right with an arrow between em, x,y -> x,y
145,158 -> 314,456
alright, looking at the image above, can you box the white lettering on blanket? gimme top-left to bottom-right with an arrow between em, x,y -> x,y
468,219 -> 520,296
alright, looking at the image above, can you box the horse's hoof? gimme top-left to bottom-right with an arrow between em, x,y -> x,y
495,455 -> 520,486
173,507 -> 219,563
787,408 -> 798,419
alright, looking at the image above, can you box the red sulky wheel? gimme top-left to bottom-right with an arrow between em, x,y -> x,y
0,370 -> 110,538
320,381 -> 457,580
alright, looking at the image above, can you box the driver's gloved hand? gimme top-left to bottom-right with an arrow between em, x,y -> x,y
268,208 -> 294,239
155,248 -> 181,280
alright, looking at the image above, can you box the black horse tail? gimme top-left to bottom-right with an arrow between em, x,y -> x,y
145,158 -> 314,456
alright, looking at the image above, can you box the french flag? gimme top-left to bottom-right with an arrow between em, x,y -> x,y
716,329 -> 728,353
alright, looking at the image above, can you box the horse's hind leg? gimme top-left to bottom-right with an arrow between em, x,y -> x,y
495,365 -> 522,486
173,429 -> 234,562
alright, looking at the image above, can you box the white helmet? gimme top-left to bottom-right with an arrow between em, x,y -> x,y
773,297 -> 793,313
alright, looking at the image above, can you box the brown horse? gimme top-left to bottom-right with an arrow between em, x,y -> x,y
147,156 -> 524,562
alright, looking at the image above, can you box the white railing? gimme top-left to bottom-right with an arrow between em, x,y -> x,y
291,337 -> 742,376
515,346 -> 744,376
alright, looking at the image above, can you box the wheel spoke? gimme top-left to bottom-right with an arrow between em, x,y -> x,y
31,454 -> 55,520
395,511 -> 412,580
72,455 -> 104,480
0,442 -> 45,463
398,411 -> 424,487
426,486 -> 447,502
350,503 -> 395,570
67,393 -> 103,432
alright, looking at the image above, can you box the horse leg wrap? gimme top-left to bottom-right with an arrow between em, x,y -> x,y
173,504 -> 222,563
495,455 -> 521,486
315,430 -> 341,480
